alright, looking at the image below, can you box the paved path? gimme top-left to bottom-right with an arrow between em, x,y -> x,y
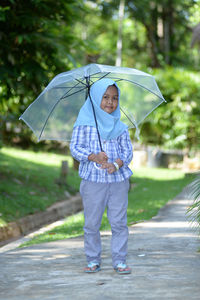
0,188 -> 200,300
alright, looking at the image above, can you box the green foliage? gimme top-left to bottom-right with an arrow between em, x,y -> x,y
70,1 -> 118,65
126,0 -> 197,67
74,0 -> 200,69
140,67 -> 200,150
0,0 -> 84,145
187,176 -> 200,236
0,147 -> 80,225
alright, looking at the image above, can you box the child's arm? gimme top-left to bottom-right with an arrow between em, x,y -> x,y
117,129 -> 133,167
70,126 -> 108,164
70,126 -> 91,162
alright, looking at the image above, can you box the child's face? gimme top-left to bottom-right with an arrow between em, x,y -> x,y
100,85 -> 118,114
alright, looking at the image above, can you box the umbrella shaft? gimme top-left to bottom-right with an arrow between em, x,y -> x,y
87,79 -> 103,152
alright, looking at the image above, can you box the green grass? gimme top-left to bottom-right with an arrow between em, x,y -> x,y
0,147 -> 80,226
19,167 -> 196,248
127,168 -> 194,223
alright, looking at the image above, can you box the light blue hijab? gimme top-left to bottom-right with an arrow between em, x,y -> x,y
74,78 -> 127,140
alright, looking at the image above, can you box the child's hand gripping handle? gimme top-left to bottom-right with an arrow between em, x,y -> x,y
88,152 -> 108,170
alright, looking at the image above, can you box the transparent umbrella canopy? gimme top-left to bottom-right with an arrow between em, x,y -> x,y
19,63 -> 166,142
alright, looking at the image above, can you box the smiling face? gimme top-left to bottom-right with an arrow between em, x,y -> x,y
100,85 -> 119,114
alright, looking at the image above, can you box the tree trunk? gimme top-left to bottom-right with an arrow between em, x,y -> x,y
144,3 -> 160,68
116,0 -> 125,67
145,25 -> 161,68
162,0 -> 174,65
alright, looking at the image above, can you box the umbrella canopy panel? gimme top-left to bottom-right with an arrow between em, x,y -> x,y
20,79 -> 87,141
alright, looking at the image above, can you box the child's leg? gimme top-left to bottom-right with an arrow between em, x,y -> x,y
80,180 -> 108,265
107,179 -> 129,268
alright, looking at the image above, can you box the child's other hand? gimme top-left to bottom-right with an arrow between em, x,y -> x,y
88,152 -> 108,164
96,152 -> 108,164
101,162 -> 116,174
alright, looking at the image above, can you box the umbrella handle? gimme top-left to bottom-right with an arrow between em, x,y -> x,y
94,162 -> 102,170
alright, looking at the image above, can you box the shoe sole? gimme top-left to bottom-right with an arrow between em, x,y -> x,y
115,270 -> 131,274
84,267 -> 101,273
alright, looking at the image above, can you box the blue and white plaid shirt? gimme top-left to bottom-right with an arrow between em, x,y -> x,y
70,126 -> 133,183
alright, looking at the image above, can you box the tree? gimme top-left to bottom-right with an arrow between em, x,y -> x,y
70,0 -> 119,66
0,0 -> 83,145
126,0 -> 196,67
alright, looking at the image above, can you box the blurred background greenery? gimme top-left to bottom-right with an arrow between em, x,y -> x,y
0,0 -> 200,151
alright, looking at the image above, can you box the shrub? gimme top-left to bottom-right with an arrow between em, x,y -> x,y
140,67 -> 200,150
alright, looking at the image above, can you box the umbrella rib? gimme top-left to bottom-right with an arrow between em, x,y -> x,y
137,100 -> 165,126
91,76 -> 165,101
122,78 -> 165,101
74,73 -> 110,87
75,78 -> 87,87
90,72 -> 111,82
52,86 -> 81,89
38,98 -> 63,141
61,87 -> 86,99
120,107 -> 137,128
131,80 -> 165,101
38,83 -> 83,140
57,81 -> 83,99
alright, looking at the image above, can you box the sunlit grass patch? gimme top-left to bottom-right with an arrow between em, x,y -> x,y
1,147 -> 73,167
20,212 -> 85,247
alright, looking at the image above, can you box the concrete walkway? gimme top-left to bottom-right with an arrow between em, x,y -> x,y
0,188 -> 200,300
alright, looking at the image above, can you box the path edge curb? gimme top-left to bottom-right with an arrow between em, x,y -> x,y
0,194 -> 82,246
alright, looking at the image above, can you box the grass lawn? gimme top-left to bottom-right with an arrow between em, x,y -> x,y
0,147 -> 80,226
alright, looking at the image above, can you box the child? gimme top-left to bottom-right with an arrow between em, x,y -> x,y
70,78 -> 133,274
